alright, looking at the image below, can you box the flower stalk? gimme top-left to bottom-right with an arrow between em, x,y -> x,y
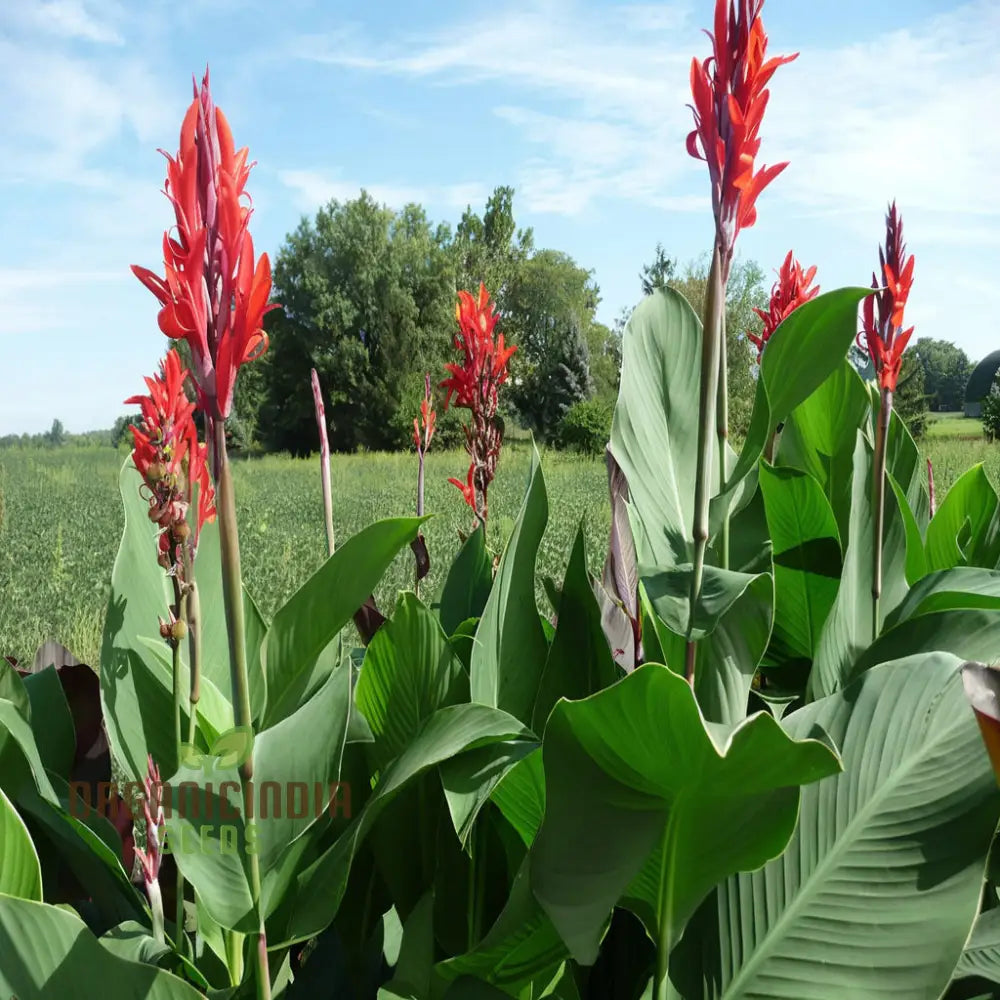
311,369 -> 335,558
716,310 -> 729,568
685,247 -> 724,687
858,203 -> 915,644
134,756 -> 166,947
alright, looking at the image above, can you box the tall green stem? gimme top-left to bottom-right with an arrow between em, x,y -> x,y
871,387 -> 892,643
212,422 -> 270,1000
685,246 -> 724,687
170,582 -> 186,955
716,308 -> 729,569
181,547 -> 202,746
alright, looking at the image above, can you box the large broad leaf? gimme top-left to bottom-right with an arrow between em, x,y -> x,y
532,526 -> 620,732
808,430 -> 908,700
925,465 -> 1000,572
758,464 -> 841,661
609,288 -> 702,568
262,516 -> 426,728
720,288 -> 874,514
252,659 -> 353,872
888,472 -> 928,585
0,683 -> 59,806
436,526 -> 493,638
648,573 -> 774,726
358,592 -> 468,770
21,666 -> 75,778
673,653 -> 1000,1000
777,360 -> 871,545
955,908 -> 1000,983
529,663 -> 840,964
884,566 -> 1000,626
0,894 -> 205,998
161,762 -> 256,933
470,447 -> 548,724
0,787 -> 41,900
279,705 -> 531,946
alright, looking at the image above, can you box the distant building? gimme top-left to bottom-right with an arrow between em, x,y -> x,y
965,351 -> 1000,417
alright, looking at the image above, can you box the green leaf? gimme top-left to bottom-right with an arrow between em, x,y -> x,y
436,860 -> 567,995
280,704 -> 531,945
529,663 -> 841,964
253,659 -> 353,873
0,787 -> 41,900
777,360 -> 871,544
440,741 -> 538,849
378,891 -> 436,1000
532,526 -> 620,732
956,908 -> 1000,983
21,667 -> 75,779
674,653 -> 999,1000
609,288 -> 703,567
437,525 -> 494,638
0,894 -> 205,998
471,446 -> 548,723
0,690 -> 59,805
758,464 -> 841,660
887,472 -> 928,585
926,465 -> 1000,572
358,592 -> 468,770
808,430 -> 908,699
885,567 -> 1000,627
161,763 -> 256,933
491,749 -> 545,848
262,516 -> 426,728
651,574 -> 774,725
722,289 -> 875,512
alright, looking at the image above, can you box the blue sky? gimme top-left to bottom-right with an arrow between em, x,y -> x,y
0,0 -> 995,434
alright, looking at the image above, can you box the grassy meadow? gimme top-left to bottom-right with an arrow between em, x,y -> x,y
0,409 -> 993,665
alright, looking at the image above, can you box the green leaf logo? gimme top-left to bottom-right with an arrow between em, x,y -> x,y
207,726 -> 254,771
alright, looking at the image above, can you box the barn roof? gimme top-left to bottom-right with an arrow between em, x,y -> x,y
966,350 -> 1000,403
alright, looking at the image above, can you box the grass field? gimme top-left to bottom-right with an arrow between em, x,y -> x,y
0,442 -> 610,664
926,410 -> 985,439
2,428 -> 998,665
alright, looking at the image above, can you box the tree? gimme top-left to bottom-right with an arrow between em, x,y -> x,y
504,249 -> 601,438
894,351 -> 929,438
451,185 -> 534,309
45,419 -> 65,447
260,192 -> 456,455
111,414 -> 141,449
640,243 -> 676,296
912,337 -> 973,411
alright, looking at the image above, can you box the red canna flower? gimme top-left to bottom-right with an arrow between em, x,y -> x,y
125,348 -> 216,569
132,69 -> 278,423
858,202 -> 915,393
448,464 -> 477,513
133,755 -> 165,887
413,373 -> 436,454
748,250 -> 819,361
441,284 -> 515,525
687,0 -> 797,273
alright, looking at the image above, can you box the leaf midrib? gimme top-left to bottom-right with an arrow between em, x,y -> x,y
721,689 -> 969,997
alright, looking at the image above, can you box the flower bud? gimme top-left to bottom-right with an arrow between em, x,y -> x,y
171,619 -> 188,641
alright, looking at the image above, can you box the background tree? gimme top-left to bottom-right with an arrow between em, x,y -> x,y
260,192 -> 455,454
912,337 -> 973,411
504,249 -> 603,438
894,352 -> 929,438
45,419 -> 65,447
640,242 -> 676,296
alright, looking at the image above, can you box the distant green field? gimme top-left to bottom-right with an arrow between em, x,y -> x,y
926,410 -> 984,439
3,429 -> 1000,666
0,443 -> 610,665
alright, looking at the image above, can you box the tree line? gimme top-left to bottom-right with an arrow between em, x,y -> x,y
0,188 -> 979,453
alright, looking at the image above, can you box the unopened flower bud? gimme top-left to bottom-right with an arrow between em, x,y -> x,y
171,619 -> 188,641
173,520 -> 191,542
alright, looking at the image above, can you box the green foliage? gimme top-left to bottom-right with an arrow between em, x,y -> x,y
913,336 -> 974,411
894,351 -> 929,439
982,385 -> 1000,441
557,398 -> 613,457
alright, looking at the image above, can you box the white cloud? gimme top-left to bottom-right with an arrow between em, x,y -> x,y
9,0 -> 125,45
277,169 -> 489,215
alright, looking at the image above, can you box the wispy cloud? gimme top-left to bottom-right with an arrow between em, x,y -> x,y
278,169 -> 488,215
8,0 -> 125,45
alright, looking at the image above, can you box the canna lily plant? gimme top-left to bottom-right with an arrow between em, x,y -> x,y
4,5 -> 1000,1000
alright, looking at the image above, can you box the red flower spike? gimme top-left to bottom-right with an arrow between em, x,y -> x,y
125,348 -> 216,574
448,465 -> 477,513
440,284 -> 515,524
687,0 -> 797,271
748,250 -> 819,361
858,202 -> 915,392
132,68 -> 278,422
